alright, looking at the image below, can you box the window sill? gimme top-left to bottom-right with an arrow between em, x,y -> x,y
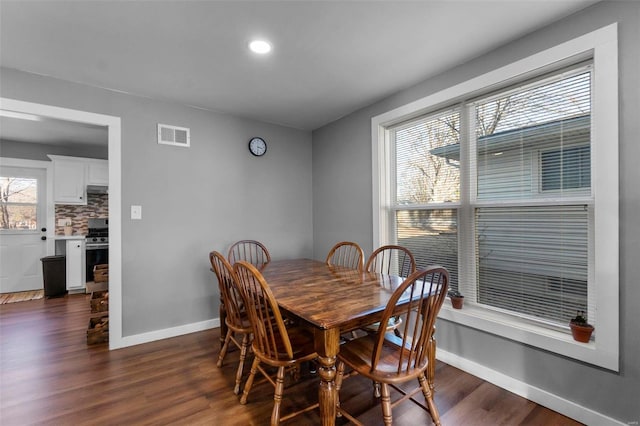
437,302 -> 616,371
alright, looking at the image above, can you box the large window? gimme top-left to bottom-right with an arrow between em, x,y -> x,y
373,25 -> 618,370
472,66 -> 592,327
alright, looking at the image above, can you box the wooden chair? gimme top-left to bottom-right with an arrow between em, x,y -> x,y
365,244 -> 416,278
209,251 -> 253,395
362,245 -> 417,397
228,240 -> 271,269
325,241 -> 364,271
233,261 -> 319,425
363,244 -> 417,335
335,266 -> 449,426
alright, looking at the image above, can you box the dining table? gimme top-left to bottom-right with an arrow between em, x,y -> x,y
259,258 -> 410,426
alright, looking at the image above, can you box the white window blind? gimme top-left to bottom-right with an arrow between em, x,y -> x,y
476,205 -> 589,324
394,108 -> 460,205
471,66 -> 593,327
392,108 -> 460,287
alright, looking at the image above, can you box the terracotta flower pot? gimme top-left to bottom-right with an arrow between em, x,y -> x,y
450,296 -> 464,309
570,322 -> 594,343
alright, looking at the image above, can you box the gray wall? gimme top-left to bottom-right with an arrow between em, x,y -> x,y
1,68 -> 313,336
312,1 -> 639,423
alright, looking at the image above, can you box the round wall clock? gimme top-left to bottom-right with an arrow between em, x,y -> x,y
248,137 -> 267,157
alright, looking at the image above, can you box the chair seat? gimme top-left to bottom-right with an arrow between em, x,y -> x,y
338,334 -> 428,383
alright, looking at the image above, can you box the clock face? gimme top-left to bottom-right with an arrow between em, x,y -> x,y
249,137 -> 267,156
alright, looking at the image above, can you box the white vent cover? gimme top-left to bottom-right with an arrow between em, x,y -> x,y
157,123 -> 190,147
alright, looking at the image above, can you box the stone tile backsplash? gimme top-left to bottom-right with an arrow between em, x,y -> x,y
55,193 -> 108,235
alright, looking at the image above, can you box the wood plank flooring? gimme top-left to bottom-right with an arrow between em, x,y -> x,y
0,294 -> 583,425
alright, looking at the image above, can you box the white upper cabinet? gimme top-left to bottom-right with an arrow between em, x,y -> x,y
49,156 -> 109,204
87,159 -> 108,186
49,155 -> 87,204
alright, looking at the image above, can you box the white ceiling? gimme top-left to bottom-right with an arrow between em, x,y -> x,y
0,114 -> 107,147
1,0 -> 599,136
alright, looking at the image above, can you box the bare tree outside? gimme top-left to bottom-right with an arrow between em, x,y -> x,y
0,177 -> 38,230
396,109 -> 460,205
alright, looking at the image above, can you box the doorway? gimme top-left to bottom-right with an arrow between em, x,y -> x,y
0,97 -> 122,349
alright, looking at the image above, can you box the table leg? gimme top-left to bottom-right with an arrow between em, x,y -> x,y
315,327 -> 340,426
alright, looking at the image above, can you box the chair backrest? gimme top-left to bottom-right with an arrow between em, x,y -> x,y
228,240 -> 271,268
209,251 -> 245,330
366,245 -> 416,278
233,261 -> 294,361
325,241 -> 364,271
371,266 -> 449,376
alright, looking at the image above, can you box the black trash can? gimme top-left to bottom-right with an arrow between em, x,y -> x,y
41,255 -> 66,298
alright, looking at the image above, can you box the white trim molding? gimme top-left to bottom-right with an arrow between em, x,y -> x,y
120,318 -> 219,349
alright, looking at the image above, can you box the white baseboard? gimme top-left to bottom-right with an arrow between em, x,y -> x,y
436,349 -> 624,426
119,318 -> 220,348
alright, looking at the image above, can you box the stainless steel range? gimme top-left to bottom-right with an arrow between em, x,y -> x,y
86,218 -> 108,282
86,218 -> 108,248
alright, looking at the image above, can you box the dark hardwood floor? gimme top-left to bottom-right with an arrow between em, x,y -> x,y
0,294 -> 583,425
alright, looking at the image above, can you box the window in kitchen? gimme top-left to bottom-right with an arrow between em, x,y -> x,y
0,176 -> 38,230
372,24 -> 618,370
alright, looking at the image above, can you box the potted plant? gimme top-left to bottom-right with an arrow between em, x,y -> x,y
63,219 -> 73,236
448,290 -> 464,309
569,310 -> 594,343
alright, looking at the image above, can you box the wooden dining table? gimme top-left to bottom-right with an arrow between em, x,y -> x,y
259,258 -> 407,426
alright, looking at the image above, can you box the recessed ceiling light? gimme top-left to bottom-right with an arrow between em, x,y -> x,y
249,40 -> 272,54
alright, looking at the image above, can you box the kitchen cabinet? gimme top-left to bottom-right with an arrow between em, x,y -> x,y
65,239 -> 86,291
49,155 -> 87,204
87,159 -> 108,186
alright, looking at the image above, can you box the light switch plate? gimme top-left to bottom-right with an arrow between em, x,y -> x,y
131,205 -> 142,220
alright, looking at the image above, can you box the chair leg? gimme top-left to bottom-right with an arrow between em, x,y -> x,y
217,329 -> 232,368
271,366 -> 286,425
240,357 -> 260,405
380,383 -> 392,426
418,373 -> 441,426
234,333 -> 250,395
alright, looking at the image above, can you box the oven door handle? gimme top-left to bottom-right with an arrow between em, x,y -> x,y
86,245 -> 109,250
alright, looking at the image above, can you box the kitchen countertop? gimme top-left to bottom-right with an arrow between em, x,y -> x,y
55,235 -> 86,240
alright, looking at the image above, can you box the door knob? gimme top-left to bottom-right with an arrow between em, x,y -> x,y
41,236 -> 47,241
41,227 -> 47,232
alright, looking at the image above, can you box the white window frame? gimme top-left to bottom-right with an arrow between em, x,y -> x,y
372,24 -> 618,371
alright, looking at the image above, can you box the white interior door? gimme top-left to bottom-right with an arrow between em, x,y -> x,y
0,164 -> 48,293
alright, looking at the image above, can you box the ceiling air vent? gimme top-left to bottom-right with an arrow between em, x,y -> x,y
157,123 -> 190,147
